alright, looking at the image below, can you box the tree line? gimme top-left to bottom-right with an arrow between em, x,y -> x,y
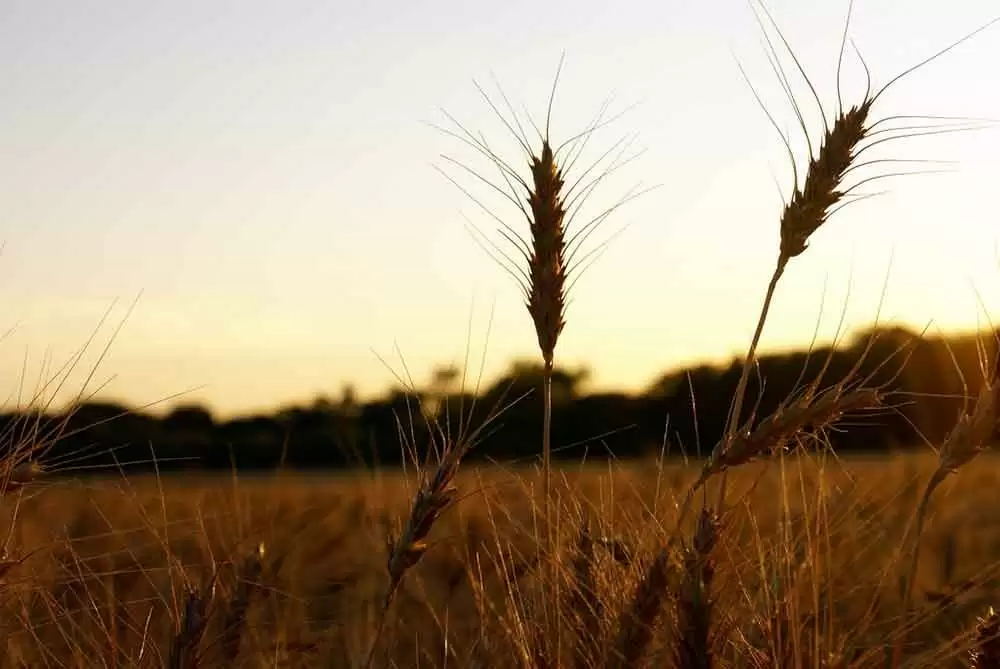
5,325 -> 997,475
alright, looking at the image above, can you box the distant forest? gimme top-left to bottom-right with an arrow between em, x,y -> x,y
6,325 -> 999,475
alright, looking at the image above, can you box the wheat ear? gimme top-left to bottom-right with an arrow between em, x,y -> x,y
610,546 -> 671,669
219,542 -> 264,662
168,578 -> 215,669
365,429 -> 478,668
2,461 -> 42,495
669,385 -> 881,557
971,606 -> 1000,669
674,508 -> 720,669
528,136 -> 567,538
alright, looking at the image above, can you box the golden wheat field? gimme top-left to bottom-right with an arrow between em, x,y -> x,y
0,453 -> 995,668
5,0 -> 1000,666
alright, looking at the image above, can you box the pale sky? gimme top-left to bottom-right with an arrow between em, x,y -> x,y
2,0 -> 1000,417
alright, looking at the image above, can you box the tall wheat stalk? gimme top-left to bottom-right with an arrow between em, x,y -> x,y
525,132 -> 567,565
365,434 -> 475,668
363,365 -> 511,668
713,0 -> 999,513
437,57 -> 644,658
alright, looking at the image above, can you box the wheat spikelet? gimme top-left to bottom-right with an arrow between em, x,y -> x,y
168,579 -> 215,669
2,461 -> 42,495
362,368 -> 509,668
778,100 -> 870,264
364,432 -> 479,668
917,374 -> 998,540
666,385 -> 881,549
971,606 -> 1000,669
709,387 -> 881,478
610,546 -> 671,669
721,11 -> 882,512
938,380 -> 998,475
567,509 -> 720,668
385,443 -> 469,610
219,542 -> 264,662
750,1 -> 998,276
525,139 -> 567,370
436,64 -> 645,664
674,508 -> 720,669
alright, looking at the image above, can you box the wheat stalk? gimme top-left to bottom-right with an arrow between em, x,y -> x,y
717,0 -> 999,513
437,57 -> 645,661
893,376 -> 999,666
359,350 -> 514,667
525,129 -> 567,589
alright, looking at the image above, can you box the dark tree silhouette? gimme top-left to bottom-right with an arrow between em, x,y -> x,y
6,326 -> 995,476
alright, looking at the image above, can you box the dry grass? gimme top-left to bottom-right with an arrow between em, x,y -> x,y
0,456 -> 996,667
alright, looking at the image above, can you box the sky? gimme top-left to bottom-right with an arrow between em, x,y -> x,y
2,0 -> 1000,418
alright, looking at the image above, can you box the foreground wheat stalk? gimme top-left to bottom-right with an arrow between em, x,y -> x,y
364,377 -> 508,668
893,371 -> 999,666
525,133 -> 567,571
714,0 -> 999,514
438,58 -> 643,659
366,443 -> 470,668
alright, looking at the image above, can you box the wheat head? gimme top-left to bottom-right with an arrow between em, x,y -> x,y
674,507 -> 720,669
168,579 -> 214,669
525,140 -> 567,369
972,606 -> 1000,669
610,546 -> 671,669
219,542 -> 264,662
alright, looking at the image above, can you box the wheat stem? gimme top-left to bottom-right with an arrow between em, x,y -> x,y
541,358 -> 560,660
716,256 -> 787,510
